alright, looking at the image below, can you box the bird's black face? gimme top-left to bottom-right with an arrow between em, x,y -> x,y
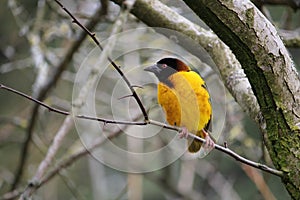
144,58 -> 179,83
144,63 -> 177,81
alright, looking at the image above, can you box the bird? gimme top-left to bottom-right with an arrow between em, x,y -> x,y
144,57 -> 214,153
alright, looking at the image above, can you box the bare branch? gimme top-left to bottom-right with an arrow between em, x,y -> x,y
0,83 -> 283,178
10,2 -> 106,190
54,0 -> 148,121
148,120 -> 283,177
0,84 -> 146,126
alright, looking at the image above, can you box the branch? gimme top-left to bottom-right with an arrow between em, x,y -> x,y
54,0 -> 148,121
31,118 -> 135,196
10,2 -> 105,190
0,83 -> 283,178
148,120 -> 283,177
0,84 -> 146,126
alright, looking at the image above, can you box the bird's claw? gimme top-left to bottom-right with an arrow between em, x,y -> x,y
178,127 -> 189,139
203,130 -> 215,150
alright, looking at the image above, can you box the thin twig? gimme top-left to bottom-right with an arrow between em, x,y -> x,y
0,84 -> 146,126
0,188 -> 23,200
54,0 -> 148,121
39,123 -> 130,190
19,115 -> 74,199
118,94 -> 134,100
10,3 -> 105,190
0,84 -> 283,177
148,120 -> 283,177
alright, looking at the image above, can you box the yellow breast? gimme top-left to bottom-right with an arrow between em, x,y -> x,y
157,71 -> 211,134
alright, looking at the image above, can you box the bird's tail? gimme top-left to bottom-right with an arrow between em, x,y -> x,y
187,130 -> 205,153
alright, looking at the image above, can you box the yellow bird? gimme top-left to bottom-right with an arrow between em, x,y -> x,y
145,57 -> 214,153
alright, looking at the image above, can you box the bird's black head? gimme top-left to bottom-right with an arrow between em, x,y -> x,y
144,57 -> 190,86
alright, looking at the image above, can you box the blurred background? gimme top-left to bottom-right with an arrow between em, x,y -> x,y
0,0 -> 299,199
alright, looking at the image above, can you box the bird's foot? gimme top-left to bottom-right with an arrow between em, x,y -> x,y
202,129 -> 215,150
178,127 -> 189,139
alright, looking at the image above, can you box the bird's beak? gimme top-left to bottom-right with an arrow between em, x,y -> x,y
144,64 -> 161,74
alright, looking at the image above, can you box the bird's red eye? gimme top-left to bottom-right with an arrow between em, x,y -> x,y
162,64 -> 167,68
